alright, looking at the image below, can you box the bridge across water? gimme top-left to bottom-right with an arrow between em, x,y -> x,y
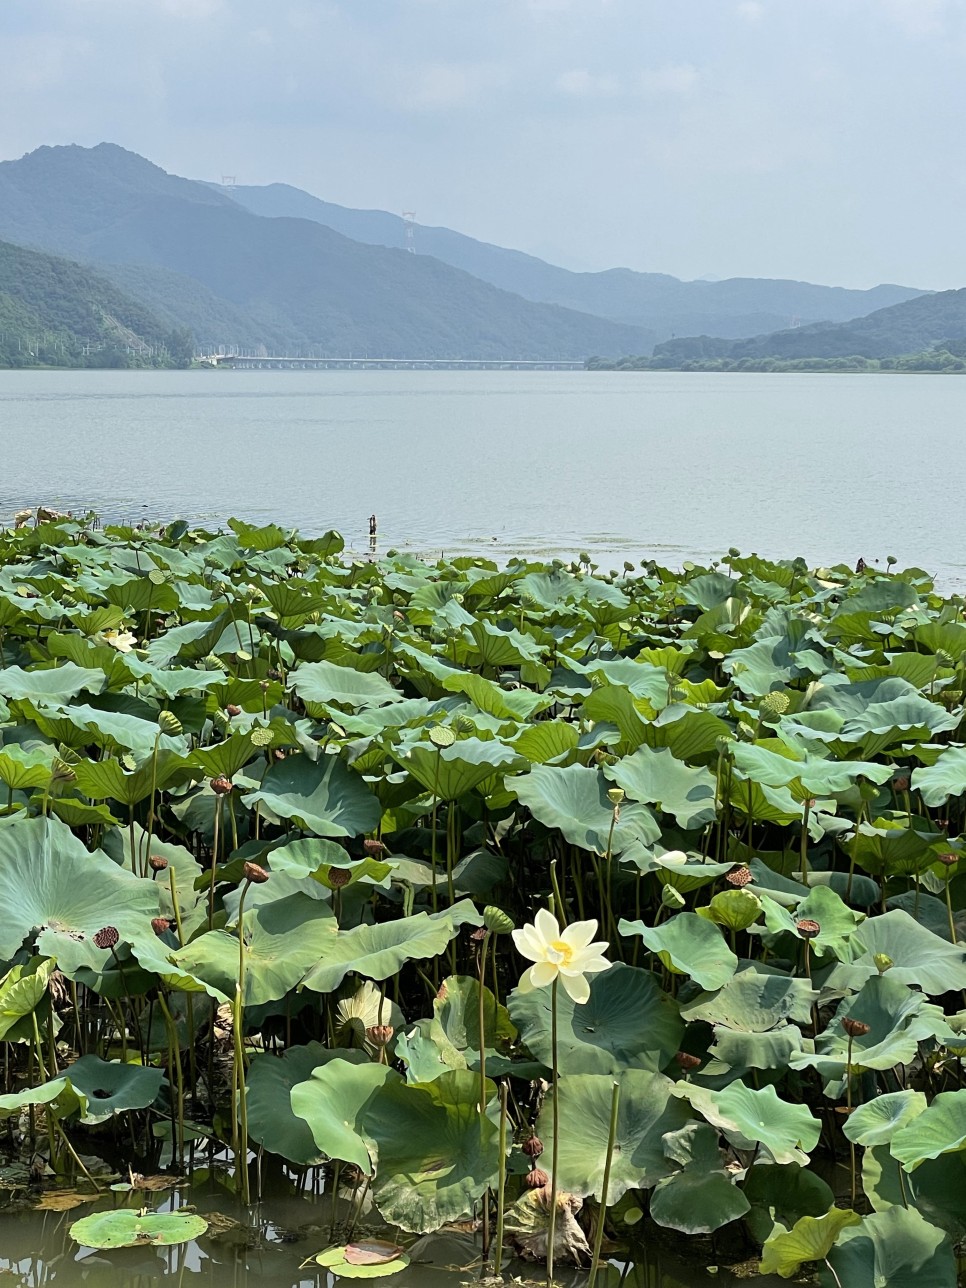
200,354 -> 585,371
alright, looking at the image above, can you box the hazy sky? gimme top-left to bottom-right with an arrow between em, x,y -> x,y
2,0 -> 965,288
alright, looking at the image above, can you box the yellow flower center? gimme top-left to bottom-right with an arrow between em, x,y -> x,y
546,940 -> 574,966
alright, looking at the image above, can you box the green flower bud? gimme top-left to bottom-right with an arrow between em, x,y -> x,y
874,953 -> 894,973
157,711 -> 183,736
661,886 -> 686,910
483,906 -> 514,934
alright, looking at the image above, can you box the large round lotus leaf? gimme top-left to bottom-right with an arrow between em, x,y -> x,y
65,1056 -> 164,1124
791,976 -> 952,1085
822,1205 -> 956,1288
649,1123 -> 750,1234
0,745 -> 55,792
756,885 -> 863,962
850,821 -> 942,878
290,1060 -> 397,1173
364,1069 -> 501,1233
912,747 -> 966,808
0,1076 -> 86,1122
292,660 -> 404,711
508,963 -> 683,1074
46,703 -> 189,759
247,1044 -> 368,1165
843,1091 -> 927,1148
823,910 -> 966,995
511,763 -> 659,854
731,741 -> 893,797
439,670 -> 554,721
70,1209 -> 208,1249
313,1241 -> 410,1278
396,738 -> 524,802
807,677 -> 959,752
619,913 -> 738,991
171,894 -> 337,1006
602,745 -> 716,830
710,1024 -> 803,1071
0,815 -> 160,967
681,967 -> 818,1031
0,959 -> 54,1041
301,904 -> 481,994
537,1069 -> 689,1202
677,1081 -> 821,1165
863,1146 -> 966,1239
0,662 -> 106,705
890,1089 -> 966,1171
432,974 -> 515,1055
741,1162 -> 835,1246
760,1207 -> 861,1278
243,754 -> 380,838
268,836 -> 392,890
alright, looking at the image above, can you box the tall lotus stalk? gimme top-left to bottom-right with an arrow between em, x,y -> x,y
842,1016 -> 870,1206
234,862 -> 268,1204
512,909 -> 611,1287
587,1080 -> 620,1288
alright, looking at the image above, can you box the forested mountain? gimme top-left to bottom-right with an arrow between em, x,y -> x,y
0,144 -> 654,359
652,288 -> 966,363
223,180 -> 925,337
0,238 -> 189,368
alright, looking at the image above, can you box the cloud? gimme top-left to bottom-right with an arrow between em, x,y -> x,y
555,68 -> 620,97
638,63 -> 699,95
736,1 -> 766,22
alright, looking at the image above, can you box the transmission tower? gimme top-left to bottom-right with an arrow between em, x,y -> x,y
402,211 -> 416,253
221,175 -> 237,198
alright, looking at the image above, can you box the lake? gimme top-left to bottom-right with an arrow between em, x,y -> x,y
0,368 -> 963,585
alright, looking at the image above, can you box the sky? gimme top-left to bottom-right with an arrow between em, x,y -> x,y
1,0 -> 965,289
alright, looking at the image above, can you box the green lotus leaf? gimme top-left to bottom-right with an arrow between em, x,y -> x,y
70,1209 -> 209,1249
46,703 -> 188,759
0,745 -> 56,792
64,1055 -> 165,1124
462,619 -> 543,669
439,671 -> 554,721
640,705 -> 733,760
0,663 -> 106,705
291,1060 -> 397,1173
823,909 -> 966,995
650,1122 -> 750,1234
191,732 -> 256,780
508,962 -> 683,1074
510,720 -> 580,764
807,676 -> 958,755
755,885 -> 863,961
843,1091 -> 927,1147
432,974 -> 515,1056
0,958 -> 54,1040
681,968 -> 818,1031
890,1089 -> 966,1171
243,753 -> 381,838
677,1081 -> 821,1165
710,1024 -> 804,1071
850,820 -> 942,877
72,751 -> 188,807
313,1241 -> 410,1278
0,1076 -> 87,1122
731,740 -> 894,797
862,1146 -> 966,1239
760,1207 -> 861,1278
171,894 -> 337,1006
511,762 -> 659,854
268,836 -> 392,889
741,1162 -> 835,1247
300,904 -> 481,994
911,746 -> 966,807
602,745 -> 717,830
0,815 -> 160,968
395,737 -> 524,801
700,889 -> 763,933
619,913 -> 738,991
620,849 -> 735,894
247,1044 -> 369,1165
822,1205 -> 956,1288
537,1069 -> 689,1201
292,660 -> 404,711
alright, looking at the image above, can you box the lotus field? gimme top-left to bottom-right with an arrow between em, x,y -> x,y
5,517 -> 966,1283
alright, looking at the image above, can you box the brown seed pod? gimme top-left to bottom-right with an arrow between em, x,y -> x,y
796,919 -> 821,940
226,704 -> 242,717
366,1025 -> 394,1047
328,867 -> 352,889
522,1135 -> 544,1158
151,917 -> 172,937
939,853 -> 959,867
93,926 -> 120,950
726,866 -> 753,888
674,1051 -> 702,1070
525,1167 -> 550,1190
149,855 -> 169,872
210,775 -> 233,796
842,1017 -> 871,1038
363,838 -> 387,856
243,861 -> 270,885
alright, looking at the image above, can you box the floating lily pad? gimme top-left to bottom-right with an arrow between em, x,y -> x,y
70,1209 -> 208,1248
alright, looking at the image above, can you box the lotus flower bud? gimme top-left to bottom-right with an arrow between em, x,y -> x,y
366,1024 -> 394,1048
758,691 -> 790,721
842,1018 -> 871,1038
874,953 -> 893,973
149,855 -> 169,873
892,775 -> 910,793
887,555 -> 897,567
675,1051 -> 701,1070
363,839 -> 387,857
328,867 -> 352,889
158,711 -> 183,736
226,704 -> 241,718
483,906 -> 514,935
726,866 -> 753,888
525,1167 -> 550,1189
242,862 -> 269,885
151,917 -> 171,936
210,775 -> 233,795
796,919 -> 821,940
93,926 -> 120,950
661,886 -> 686,910
428,726 -> 455,749
522,1135 -> 544,1158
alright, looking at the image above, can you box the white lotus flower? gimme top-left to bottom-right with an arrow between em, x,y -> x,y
512,908 -> 611,1004
103,629 -> 137,653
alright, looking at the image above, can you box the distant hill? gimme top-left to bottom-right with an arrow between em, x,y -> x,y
0,238 -> 189,368
0,144 -> 655,360
653,288 -> 966,363
222,181 -> 925,338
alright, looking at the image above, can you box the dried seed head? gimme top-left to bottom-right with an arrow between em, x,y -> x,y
151,917 -> 171,937
210,775 -> 233,796
93,926 -> 120,950
363,839 -> 387,857
726,866 -> 753,888
366,1024 -> 394,1048
939,853 -> 959,867
842,1018 -> 871,1039
796,919 -> 821,940
226,704 -> 242,717
242,862 -> 270,885
149,855 -> 169,872
674,1051 -> 702,1070
893,775 -> 910,793
328,867 -> 352,889
522,1135 -> 544,1158
525,1167 -> 550,1190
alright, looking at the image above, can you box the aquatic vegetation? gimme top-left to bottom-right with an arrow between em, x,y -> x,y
3,515 -> 966,1282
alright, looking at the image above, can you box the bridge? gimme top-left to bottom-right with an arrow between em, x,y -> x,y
199,354 -> 585,371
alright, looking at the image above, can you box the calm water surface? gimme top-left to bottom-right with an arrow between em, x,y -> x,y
0,369 -> 963,583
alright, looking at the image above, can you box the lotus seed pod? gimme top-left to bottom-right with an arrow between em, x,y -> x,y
579,552 -> 590,565
525,1167 -> 550,1189
842,1017 -> 871,1038
873,953 -> 893,973
328,867 -> 352,889
887,555 -> 897,567
428,726 -> 455,749
483,906 -> 514,935
937,649 -> 955,669
93,926 -> 120,950
661,886 -> 686,910
892,775 -> 910,793
728,547 -> 741,559
363,839 -> 387,856
366,1024 -> 394,1047
149,855 -> 169,872
726,866 -> 753,888
606,787 -> 625,807
758,691 -> 790,720
210,775 -> 233,795
157,711 -> 183,736
939,853 -> 959,867
796,919 -> 821,940
675,1051 -> 701,1070
242,861 -> 270,884
151,917 -> 171,936
715,736 -> 732,756
250,727 -> 274,748
452,714 -> 475,736
226,704 -> 241,718
522,1135 -> 544,1158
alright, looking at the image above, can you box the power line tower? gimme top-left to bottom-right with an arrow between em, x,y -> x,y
402,211 -> 416,253
221,175 -> 237,198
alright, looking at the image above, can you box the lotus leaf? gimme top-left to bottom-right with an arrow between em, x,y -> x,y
619,913 -> 738,991
760,1207 -> 861,1278
741,1162 -> 835,1247
890,1089 -> 966,1171
313,1242 -> 410,1278
64,1055 -> 165,1124
843,1091 -> 927,1147
70,1209 -> 209,1249
247,1044 -> 369,1165
677,1081 -> 821,1164
823,909 -> 966,995
290,1060 -> 397,1172
602,745 -> 716,829
243,753 -> 380,838
822,1205 -> 956,1288
649,1122 -> 750,1234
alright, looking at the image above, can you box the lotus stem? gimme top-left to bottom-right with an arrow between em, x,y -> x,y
168,867 -> 185,945
478,928 -> 491,1256
158,990 -> 185,1164
587,1080 -> 620,1288
547,977 -> 560,1288
208,794 -> 224,930
234,876 -> 254,1204
493,1080 -> 508,1276
800,799 -> 811,883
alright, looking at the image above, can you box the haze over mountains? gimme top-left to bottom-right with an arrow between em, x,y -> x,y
0,141 -> 944,364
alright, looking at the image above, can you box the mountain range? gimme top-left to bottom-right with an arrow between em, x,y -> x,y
0,141 -> 948,364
